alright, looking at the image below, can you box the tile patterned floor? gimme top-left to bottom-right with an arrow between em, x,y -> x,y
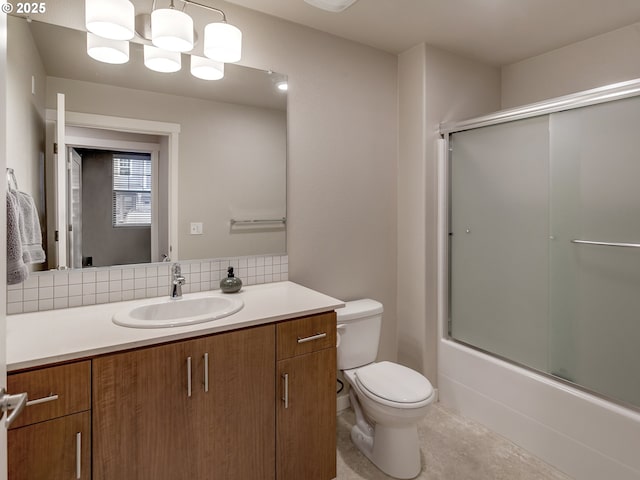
336,403 -> 572,480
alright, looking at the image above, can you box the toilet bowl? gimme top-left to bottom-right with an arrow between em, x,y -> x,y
337,300 -> 435,479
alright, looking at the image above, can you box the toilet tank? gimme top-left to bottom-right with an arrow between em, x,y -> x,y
336,299 -> 384,370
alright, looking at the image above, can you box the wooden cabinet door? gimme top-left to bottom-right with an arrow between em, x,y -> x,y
93,325 -> 276,480
277,347 -> 336,480
8,411 -> 91,480
93,339 -> 199,480
194,325 -> 276,480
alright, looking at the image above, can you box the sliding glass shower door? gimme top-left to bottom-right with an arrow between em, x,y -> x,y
548,98 -> 640,407
449,94 -> 640,409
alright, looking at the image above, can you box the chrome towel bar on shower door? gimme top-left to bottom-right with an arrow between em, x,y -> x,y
571,239 -> 640,248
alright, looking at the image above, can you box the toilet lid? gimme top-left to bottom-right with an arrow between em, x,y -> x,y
355,361 -> 433,404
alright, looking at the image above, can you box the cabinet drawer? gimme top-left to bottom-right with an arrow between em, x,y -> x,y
8,361 -> 91,429
277,312 -> 336,360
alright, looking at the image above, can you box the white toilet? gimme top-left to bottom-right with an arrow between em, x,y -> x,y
337,299 -> 435,479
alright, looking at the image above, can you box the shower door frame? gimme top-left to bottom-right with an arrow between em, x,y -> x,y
438,77 -> 640,411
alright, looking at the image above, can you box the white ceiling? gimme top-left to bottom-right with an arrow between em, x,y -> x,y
223,0 -> 640,65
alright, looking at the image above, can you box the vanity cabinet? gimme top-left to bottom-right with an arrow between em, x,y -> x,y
8,309 -> 337,480
92,324 -> 276,480
276,312 -> 337,480
7,361 -> 92,479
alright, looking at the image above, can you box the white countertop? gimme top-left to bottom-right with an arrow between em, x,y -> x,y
7,281 -> 344,371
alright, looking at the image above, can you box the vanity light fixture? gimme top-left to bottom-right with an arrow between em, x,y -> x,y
276,81 -> 288,92
85,0 -> 242,77
86,33 -> 130,64
144,45 -> 182,73
190,55 -> 224,80
303,0 -> 359,13
148,0 -> 242,62
85,0 -> 135,40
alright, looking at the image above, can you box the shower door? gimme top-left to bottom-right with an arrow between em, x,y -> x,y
448,93 -> 640,409
548,97 -> 640,407
449,116 -> 550,372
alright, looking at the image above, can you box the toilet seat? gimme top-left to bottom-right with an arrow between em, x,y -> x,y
354,361 -> 434,409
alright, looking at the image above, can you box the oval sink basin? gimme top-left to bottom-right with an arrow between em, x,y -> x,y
113,295 -> 244,328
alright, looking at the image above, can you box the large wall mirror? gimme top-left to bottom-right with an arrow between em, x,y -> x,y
7,12 -> 287,270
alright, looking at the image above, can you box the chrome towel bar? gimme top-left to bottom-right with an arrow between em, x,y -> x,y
571,239 -> 640,249
230,217 -> 286,226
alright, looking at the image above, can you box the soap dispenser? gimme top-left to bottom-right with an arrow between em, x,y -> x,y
220,266 -> 242,293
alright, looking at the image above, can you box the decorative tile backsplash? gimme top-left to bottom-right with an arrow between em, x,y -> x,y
7,254 -> 288,315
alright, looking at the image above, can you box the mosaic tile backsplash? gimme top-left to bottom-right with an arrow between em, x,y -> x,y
7,254 -> 288,315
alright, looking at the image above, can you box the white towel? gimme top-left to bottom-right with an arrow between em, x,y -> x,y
13,189 -> 46,264
7,191 -> 29,285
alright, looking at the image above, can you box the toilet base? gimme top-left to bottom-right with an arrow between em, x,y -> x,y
350,422 -> 422,479
349,391 -> 422,479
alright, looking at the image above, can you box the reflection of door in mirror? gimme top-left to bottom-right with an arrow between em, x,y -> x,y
45,110 -> 171,269
68,148 -> 82,269
73,148 -> 154,268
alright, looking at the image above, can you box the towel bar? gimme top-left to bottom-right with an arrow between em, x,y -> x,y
571,239 -> 640,249
230,217 -> 286,226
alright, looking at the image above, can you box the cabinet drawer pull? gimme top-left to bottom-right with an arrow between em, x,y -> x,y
187,357 -> 192,398
297,332 -> 327,344
76,432 -> 81,479
26,393 -> 58,407
203,353 -> 209,393
282,373 -> 289,409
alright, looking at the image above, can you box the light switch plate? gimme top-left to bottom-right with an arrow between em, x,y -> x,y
190,222 -> 203,235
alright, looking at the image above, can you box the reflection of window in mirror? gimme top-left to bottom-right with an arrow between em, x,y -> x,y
113,154 -> 152,227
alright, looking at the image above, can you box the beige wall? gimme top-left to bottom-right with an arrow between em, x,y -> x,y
6,16 -> 46,230
34,4 -> 399,360
502,22 -> 640,108
230,10 -> 399,360
398,44 -> 500,382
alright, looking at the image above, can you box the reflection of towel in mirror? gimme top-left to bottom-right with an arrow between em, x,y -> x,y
14,189 -> 46,264
7,191 -> 29,285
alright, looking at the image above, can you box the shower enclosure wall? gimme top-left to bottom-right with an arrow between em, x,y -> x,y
443,81 -> 640,411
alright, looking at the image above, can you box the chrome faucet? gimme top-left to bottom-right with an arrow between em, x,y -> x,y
171,263 -> 186,299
